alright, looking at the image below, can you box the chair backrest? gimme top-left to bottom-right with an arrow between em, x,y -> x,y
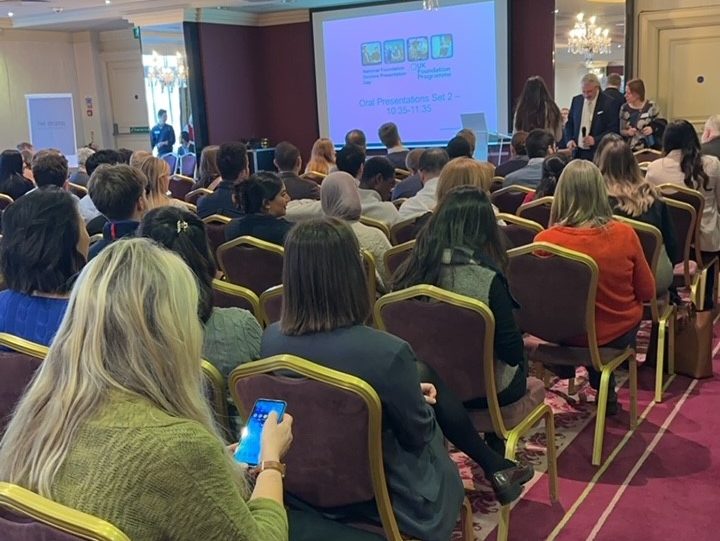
0,482 -> 130,541
507,242 -> 602,363
67,183 -> 88,199
516,196 -> 553,228
259,285 -> 283,327
394,168 -> 410,180
179,153 -> 197,177
384,240 -> 415,278
230,355 -> 402,541
361,250 -> 377,303
391,198 -> 406,209
201,360 -> 231,438
185,187 -> 212,206
0,333 -> 48,436
0,194 -> 14,211
657,184 -> 703,263
160,153 -> 178,174
633,149 -> 663,163
662,198 -> 697,286
496,213 -> 544,248
389,216 -> 419,245
359,216 -> 390,239
217,236 -> 284,296
301,171 -> 326,183
490,185 -> 533,215
202,214 -> 231,263
211,279 -> 261,322
168,174 -> 194,201
374,286 -> 495,402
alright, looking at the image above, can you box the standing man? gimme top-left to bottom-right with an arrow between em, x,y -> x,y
150,109 -> 175,156
564,73 -> 620,160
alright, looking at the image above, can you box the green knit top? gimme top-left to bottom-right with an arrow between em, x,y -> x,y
50,391 -> 288,541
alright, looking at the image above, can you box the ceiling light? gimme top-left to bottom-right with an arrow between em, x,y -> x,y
105,0 -> 111,4
7,11 -> 13,17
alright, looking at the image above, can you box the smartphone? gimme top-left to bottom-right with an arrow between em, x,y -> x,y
234,399 -> 287,466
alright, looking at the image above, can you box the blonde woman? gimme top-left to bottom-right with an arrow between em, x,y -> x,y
129,150 -> 152,170
535,160 -> 655,414
304,137 -> 336,177
140,156 -> 187,209
597,136 -> 679,294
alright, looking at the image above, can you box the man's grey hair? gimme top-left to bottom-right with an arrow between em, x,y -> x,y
705,114 -> 720,134
77,147 -> 95,167
581,73 -> 601,87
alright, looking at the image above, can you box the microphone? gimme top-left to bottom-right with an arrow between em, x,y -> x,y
581,127 -> 587,138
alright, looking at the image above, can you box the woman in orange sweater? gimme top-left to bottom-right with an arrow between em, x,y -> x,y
535,159 -> 655,413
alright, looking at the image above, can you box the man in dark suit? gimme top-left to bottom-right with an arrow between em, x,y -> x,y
379,122 -> 409,169
702,115 -> 720,161
197,142 -> 247,219
150,109 -> 175,156
603,73 -> 625,104
565,73 -> 621,160
274,141 -> 319,201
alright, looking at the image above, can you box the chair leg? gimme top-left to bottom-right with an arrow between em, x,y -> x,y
668,309 -> 675,375
496,506 -> 510,541
654,320 -> 666,403
544,409 -> 558,502
460,497 -> 475,541
591,366 -> 613,466
629,356 -> 638,429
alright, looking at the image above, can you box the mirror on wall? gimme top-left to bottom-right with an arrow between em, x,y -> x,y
138,24 -> 195,168
554,0 -> 627,113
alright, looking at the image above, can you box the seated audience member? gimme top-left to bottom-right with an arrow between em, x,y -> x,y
393,186 -> 528,418
141,156 -> 185,209
32,150 -> 71,192
87,164 -> 148,260
79,149 -> 124,226
129,150 -> 152,170
345,128 -> 367,152
392,148 -> 425,200
358,157 -> 400,226
139,207 -> 261,377
522,154 -> 569,204
446,136 -> 473,159
69,147 -> 95,187
304,137 -> 336,177
597,137 -> 679,295
379,122 -> 409,169
117,148 -> 133,165
646,120 -> 720,255
20,149 -> 34,183
0,149 -> 33,200
620,78 -> 661,151
198,142 -> 248,219
398,148 -> 450,220
322,172 -> 393,289
456,128 -> 477,155
225,172 -> 292,245
701,114 -> 720,161
336,142 -> 367,181
274,141 -> 319,201
262,219 -> 533,538
0,189 -> 88,345
495,131 -> 529,178
504,129 -> 556,188
535,160 -> 655,414
0,238 -> 298,541
177,130 -> 196,156
16,141 -> 34,154
192,145 -> 221,190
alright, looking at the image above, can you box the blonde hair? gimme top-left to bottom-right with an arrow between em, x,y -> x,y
436,157 -> 495,205
305,138 -> 335,175
141,157 -> 171,204
551,159 -> 614,227
129,150 -> 152,170
0,239 -> 244,497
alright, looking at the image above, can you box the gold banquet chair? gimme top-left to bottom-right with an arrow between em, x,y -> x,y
516,196 -> 553,229
384,240 -> 415,277
259,285 -> 284,327
229,355 -> 474,541
201,359 -> 231,439
359,216 -> 391,239
0,482 -> 130,541
507,242 -> 638,466
490,185 -> 533,215
217,236 -> 284,297
496,213 -> 544,248
374,285 -> 557,541
211,279 -> 261,324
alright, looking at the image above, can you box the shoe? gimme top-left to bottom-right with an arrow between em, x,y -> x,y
490,463 -> 535,505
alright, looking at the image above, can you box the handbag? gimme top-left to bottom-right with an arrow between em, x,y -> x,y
674,302 -> 714,379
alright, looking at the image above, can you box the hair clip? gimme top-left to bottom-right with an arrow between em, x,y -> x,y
177,219 -> 189,234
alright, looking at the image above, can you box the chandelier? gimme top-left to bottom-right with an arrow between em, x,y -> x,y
146,51 -> 188,93
568,13 -> 611,62
423,0 -> 439,10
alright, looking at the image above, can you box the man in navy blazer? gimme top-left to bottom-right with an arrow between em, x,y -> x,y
564,73 -> 620,160
197,142 -> 248,219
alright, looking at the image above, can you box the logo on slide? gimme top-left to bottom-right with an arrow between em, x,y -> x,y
407,37 -> 429,62
383,39 -> 406,64
431,34 -> 454,59
361,42 -> 382,65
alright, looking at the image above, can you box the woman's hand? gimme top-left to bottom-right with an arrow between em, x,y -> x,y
420,383 -> 438,405
641,126 -> 653,136
627,126 -> 638,136
260,411 -> 293,462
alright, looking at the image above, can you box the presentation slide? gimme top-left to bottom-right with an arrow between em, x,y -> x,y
312,0 -> 508,147
26,93 -> 78,167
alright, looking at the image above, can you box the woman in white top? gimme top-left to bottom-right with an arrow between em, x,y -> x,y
646,120 -> 720,253
321,171 -> 392,290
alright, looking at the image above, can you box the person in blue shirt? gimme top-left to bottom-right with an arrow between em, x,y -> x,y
0,188 -> 89,346
87,164 -> 148,261
197,142 -> 248,219
150,109 -> 176,156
